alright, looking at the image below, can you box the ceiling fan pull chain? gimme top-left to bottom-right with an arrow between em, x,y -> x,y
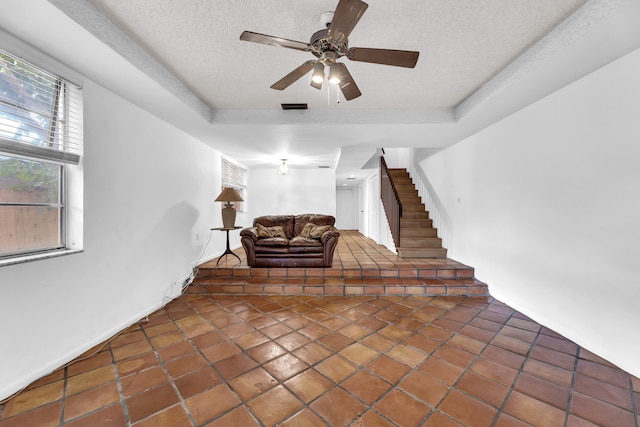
336,85 -> 341,104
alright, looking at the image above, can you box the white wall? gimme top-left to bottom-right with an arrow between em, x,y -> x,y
247,168 -> 336,220
0,80 -> 227,399
419,47 -> 640,377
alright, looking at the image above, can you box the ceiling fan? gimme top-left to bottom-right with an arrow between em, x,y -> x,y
239,0 -> 419,101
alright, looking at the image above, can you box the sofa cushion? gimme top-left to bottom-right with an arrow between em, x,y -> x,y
289,236 -> 323,247
255,237 -> 289,247
293,214 -> 335,236
299,223 -> 333,239
256,223 -> 287,239
254,215 -> 295,239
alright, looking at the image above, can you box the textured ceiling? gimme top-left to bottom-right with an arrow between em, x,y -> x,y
8,0 -> 627,186
85,0 -> 586,111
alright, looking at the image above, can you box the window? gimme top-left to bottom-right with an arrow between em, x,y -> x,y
0,49 -> 82,261
221,157 -> 247,212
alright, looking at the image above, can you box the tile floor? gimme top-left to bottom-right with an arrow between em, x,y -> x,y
1,294 -> 638,426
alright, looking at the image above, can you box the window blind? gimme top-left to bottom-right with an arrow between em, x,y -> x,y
0,49 -> 83,165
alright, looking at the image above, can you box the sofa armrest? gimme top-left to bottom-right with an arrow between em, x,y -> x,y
240,226 -> 258,242
319,226 -> 340,244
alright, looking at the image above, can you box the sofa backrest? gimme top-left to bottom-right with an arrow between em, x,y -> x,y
253,215 -> 295,239
293,214 -> 336,236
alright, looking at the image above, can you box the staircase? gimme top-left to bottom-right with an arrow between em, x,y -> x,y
386,168 -> 448,258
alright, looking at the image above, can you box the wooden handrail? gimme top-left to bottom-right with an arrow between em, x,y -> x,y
380,156 -> 402,248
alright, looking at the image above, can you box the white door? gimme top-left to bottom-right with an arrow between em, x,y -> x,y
335,188 -> 355,229
367,173 -> 378,241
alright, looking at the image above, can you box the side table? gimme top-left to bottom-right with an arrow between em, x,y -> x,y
211,226 -> 243,265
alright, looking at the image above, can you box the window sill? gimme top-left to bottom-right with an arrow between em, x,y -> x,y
0,249 -> 83,267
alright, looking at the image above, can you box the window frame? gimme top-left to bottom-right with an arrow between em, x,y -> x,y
221,157 -> 247,213
0,43 -> 83,266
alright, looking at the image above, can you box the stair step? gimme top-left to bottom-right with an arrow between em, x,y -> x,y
402,204 -> 426,212
401,228 -> 438,237
400,237 -> 443,248
401,217 -> 432,226
398,247 -> 448,258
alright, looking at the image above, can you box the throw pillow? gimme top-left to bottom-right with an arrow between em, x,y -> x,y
300,223 -> 332,239
256,223 -> 287,239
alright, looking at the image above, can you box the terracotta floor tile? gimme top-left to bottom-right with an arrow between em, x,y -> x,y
120,366 -> 168,397
66,366 -> 116,396
275,331 -> 312,351
311,387 -> 367,426
318,331 -> 355,352
367,354 -> 412,384
423,412 -> 466,427
434,344 -> 476,368
514,372 -> 570,410
155,340 -> 195,361
185,384 -> 241,425
418,357 -> 464,386
481,345 -> 526,370
353,410 -> 397,427
115,352 -> 159,378
247,385 -> 304,426
493,413 -> 533,427
263,353 -> 309,381
64,403 -> 126,427
260,322 -> 294,339
0,401 -> 62,427
523,359 -> 573,388
150,331 -> 185,349
200,340 -> 241,364
64,382 -> 120,421
439,389 -> 497,427
361,333 -> 397,352
66,351 -> 113,377
284,369 -> 333,403
203,405 -> 261,427
472,358 -> 518,387
375,389 -> 431,426
316,354 -> 358,383
173,366 -> 222,399
142,322 -> 178,338
214,353 -> 258,380
279,408 -> 329,427
530,345 -> 576,370
342,369 -> 393,404
164,352 -> 208,379
132,404 -> 191,427
503,391 -> 566,427
227,367 -> 277,401
576,359 -> 631,389
0,381 -> 63,418
339,342 -> 380,365
399,370 -> 450,406
125,383 -> 179,423
570,391 -> 636,426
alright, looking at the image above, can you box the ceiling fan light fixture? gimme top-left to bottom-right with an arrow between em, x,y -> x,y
328,63 -> 341,84
277,159 -> 290,175
311,61 -> 325,84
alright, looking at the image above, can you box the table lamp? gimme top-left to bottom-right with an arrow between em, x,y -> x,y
215,187 -> 244,228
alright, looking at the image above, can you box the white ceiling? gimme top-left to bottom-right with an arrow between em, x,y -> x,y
1,0 -> 635,186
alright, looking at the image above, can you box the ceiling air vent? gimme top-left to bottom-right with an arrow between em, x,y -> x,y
281,103 -> 308,110
318,166 -> 330,168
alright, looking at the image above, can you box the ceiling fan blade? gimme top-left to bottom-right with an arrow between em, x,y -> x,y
270,61 -> 316,90
240,31 -> 310,52
348,47 -> 419,68
327,0 -> 368,45
333,63 -> 361,100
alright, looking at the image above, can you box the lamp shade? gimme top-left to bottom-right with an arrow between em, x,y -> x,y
215,187 -> 243,202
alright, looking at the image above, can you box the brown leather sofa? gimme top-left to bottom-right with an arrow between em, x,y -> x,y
240,214 -> 340,267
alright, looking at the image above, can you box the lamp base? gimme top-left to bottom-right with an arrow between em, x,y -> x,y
221,203 -> 236,229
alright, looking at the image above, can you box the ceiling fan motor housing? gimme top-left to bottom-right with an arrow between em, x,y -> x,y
310,28 -> 348,59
